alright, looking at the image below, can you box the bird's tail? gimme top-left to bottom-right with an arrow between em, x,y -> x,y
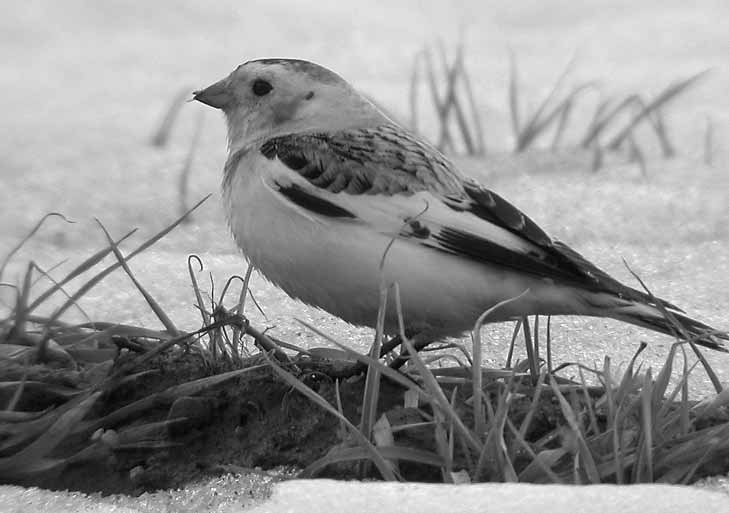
604,300 -> 729,352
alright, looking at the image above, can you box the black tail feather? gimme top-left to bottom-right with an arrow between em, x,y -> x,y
623,309 -> 729,353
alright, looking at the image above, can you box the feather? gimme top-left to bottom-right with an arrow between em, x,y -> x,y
274,182 -> 356,219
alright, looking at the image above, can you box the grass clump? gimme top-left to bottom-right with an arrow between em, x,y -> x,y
283,311 -> 729,485
408,40 -> 485,156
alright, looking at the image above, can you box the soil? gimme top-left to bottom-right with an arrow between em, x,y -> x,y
3,346 -> 728,496
0,346 -> 565,496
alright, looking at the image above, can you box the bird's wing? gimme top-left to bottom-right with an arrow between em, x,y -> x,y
258,123 -> 465,196
445,180 -> 681,309
254,124 -> 677,308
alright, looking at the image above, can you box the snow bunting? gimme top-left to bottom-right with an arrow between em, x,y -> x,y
194,58 -> 727,351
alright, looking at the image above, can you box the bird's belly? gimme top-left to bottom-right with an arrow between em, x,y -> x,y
224,168 -> 580,336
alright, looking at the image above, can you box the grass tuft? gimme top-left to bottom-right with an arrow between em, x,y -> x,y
408,42 -> 709,173
150,88 -> 191,147
410,41 -> 486,155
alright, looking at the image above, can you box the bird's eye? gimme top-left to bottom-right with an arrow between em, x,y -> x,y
252,79 -> 273,96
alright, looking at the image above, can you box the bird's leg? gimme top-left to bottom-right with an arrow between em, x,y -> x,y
330,334 -> 405,379
388,330 -> 435,371
378,334 -> 404,360
339,331 -> 432,377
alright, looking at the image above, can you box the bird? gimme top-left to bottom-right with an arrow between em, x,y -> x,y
193,58 -> 727,353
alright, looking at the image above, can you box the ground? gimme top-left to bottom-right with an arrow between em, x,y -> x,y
1,2 -> 728,394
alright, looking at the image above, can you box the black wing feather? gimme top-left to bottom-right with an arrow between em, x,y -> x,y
433,227 -> 567,281
274,182 -> 356,218
461,182 -> 552,247
449,182 -> 681,309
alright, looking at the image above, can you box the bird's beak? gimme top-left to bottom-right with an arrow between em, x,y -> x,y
193,78 -> 233,109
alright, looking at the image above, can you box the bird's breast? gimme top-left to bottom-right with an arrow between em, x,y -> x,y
221,151 -> 389,326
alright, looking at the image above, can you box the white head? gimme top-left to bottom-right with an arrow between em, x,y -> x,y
194,58 -> 389,152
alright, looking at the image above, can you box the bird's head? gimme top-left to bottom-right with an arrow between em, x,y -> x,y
194,58 -> 388,151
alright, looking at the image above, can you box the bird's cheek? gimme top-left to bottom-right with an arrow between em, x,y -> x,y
272,98 -> 301,124
225,107 -> 259,145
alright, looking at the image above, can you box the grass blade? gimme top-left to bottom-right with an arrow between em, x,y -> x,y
360,282 -> 388,442
402,336 -> 482,454
150,88 -> 189,147
580,95 -> 639,148
0,213 -> 73,283
704,116 -> 713,166
178,110 -> 205,219
514,55 -> 578,151
95,219 -> 180,336
549,375 -> 600,483
458,54 -> 486,154
27,229 -> 137,312
423,46 -> 453,152
409,50 -> 423,131
0,392 -> 100,478
472,290 -> 531,435
507,49 -> 520,145
606,70 -> 709,150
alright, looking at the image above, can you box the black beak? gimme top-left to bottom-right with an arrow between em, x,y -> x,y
193,78 -> 233,109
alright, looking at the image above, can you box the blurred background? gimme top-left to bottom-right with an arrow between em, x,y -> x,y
1,0 -> 728,391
